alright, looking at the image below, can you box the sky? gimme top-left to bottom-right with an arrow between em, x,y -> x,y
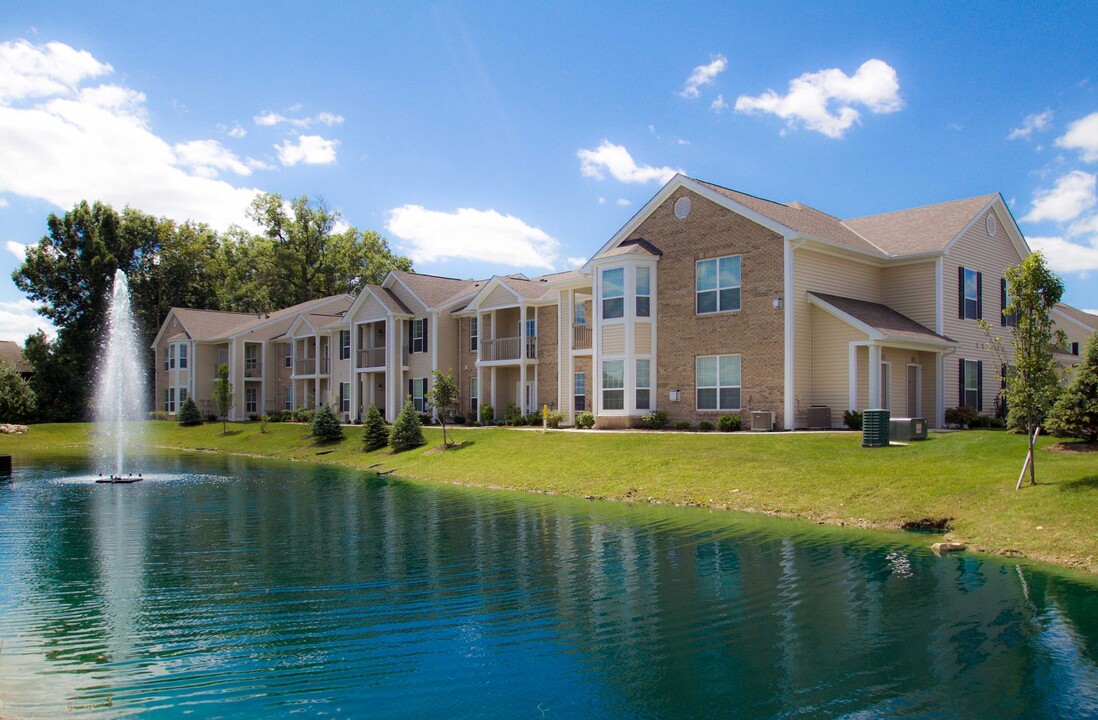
2,1 -> 1098,342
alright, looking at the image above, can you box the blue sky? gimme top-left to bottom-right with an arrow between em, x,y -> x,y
2,2 -> 1098,341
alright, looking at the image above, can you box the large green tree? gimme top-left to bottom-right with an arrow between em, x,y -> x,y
1046,333 -> 1098,443
0,359 -> 36,423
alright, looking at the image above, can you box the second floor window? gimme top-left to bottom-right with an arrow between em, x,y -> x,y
602,268 -> 624,320
178,344 -> 188,369
245,345 -> 259,370
697,255 -> 741,314
636,266 -> 651,318
284,343 -> 292,368
470,317 -> 478,352
411,318 -> 428,353
339,330 -> 351,360
166,344 -> 175,371
960,267 -> 982,320
574,300 -> 586,325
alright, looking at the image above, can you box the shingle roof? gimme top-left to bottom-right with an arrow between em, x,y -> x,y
390,270 -> 485,308
364,285 -> 412,315
600,238 -> 664,258
171,308 -> 259,341
305,312 -> 345,329
843,194 -> 999,256
1056,303 -> 1098,331
809,292 -> 956,345
0,340 -> 32,374
224,294 -> 352,336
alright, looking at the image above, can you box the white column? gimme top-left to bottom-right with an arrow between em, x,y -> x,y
476,364 -> 483,424
490,366 -> 497,419
935,352 -> 945,429
868,344 -> 882,409
848,343 -> 859,411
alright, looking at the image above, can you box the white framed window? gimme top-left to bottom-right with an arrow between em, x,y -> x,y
602,267 -> 624,320
574,300 -> 586,325
636,359 -> 651,410
244,344 -> 259,371
962,359 -> 981,410
411,318 -> 427,353
340,382 -> 351,413
339,330 -> 351,360
696,256 -> 741,314
245,387 -> 258,415
636,266 -> 651,318
411,377 -> 427,412
960,267 -> 981,320
284,343 -> 292,368
470,378 -> 479,414
166,344 -> 175,371
218,348 -> 229,365
179,387 -> 188,405
574,372 -> 586,412
284,386 -> 293,411
178,344 -> 188,369
165,387 -> 176,413
470,317 -> 478,352
602,360 -> 624,410
696,354 -> 741,411
525,318 -> 537,358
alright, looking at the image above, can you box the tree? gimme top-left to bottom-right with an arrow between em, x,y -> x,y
981,251 -> 1066,485
1046,333 -> 1098,443
389,396 -> 425,452
0,359 -> 36,423
362,404 -> 389,452
310,404 -> 344,442
213,363 -> 234,433
21,330 -> 80,421
177,396 -> 203,426
425,369 -> 458,446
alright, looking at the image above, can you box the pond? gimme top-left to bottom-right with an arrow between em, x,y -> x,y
0,454 -> 1096,718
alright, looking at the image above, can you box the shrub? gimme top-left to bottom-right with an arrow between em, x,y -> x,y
504,403 -> 525,426
575,411 -> 595,429
1046,334 -> 1098,443
945,406 -> 979,429
842,410 -> 862,430
310,404 -> 344,442
418,412 -> 433,426
525,412 -> 543,426
479,404 -> 494,426
148,410 -> 169,421
362,405 -> 389,452
0,361 -> 35,423
641,410 -> 669,429
697,420 -> 714,432
971,414 -> 1006,429
716,414 -> 742,432
176,396 -> 203,426
452,415 -> 466,425
390,396 -> 426,452
248,413 -> 260,422
674,421 -> 692,430
206,413 -> 219,423
293,408 -> 315,424
260,414 -> 270,433
545,410 -> 564,428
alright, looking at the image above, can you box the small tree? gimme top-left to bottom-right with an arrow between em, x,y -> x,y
213,363 -> 234,434
177,396 -> 203,426
980,252 -> 1066,485
310,403 -> 344,442
0,360 -> 36,423
389,395 -> 425,452
1046,333 -> 1098,443
362,404 -> 388,452
425,369 -> 458,446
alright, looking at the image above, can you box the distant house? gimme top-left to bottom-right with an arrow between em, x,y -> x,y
0,340 -> 33,379
153,175 -> 1097,427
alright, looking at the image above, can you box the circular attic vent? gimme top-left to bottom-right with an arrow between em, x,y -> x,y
986,213 -> 997,237
674,196 -> 692,219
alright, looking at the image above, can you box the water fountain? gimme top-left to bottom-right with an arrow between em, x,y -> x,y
93,269 -> 148,482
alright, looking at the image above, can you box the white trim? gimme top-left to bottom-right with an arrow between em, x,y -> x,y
848,343 -> 859,411
783,238 -> 795,429
867,344 -> 882,412
935,256 -> 944,335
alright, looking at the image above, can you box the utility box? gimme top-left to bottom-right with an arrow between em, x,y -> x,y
806,406 -> 831,429
750,411 -> 775,432
862,409 -> 890,447
889,417 -> 927,441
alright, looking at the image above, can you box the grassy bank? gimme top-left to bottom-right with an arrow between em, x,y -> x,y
4,421 -> 1097,573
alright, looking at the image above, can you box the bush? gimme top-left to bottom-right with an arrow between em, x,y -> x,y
452,415 -> 466,425
0,361 -> 35,423
1046,334 -> 1098,443
697,420 -> 714,432
945,406 -> 979,429
362,405 -> 389,452
310,404 -> 344,442
716,414 -> 741,432
177,397 -> 202,426
206,413 -> 219,423
641,410 -> 669,429
545,410 -> 564,428
971,414 -> 1006,429
575,411 -> 595,429
418,412 -> 433,426
390,396 -> 426,452
842,410 -> 862,430
248,413 -> 260,422
478,404 -> 494,426
504,403 -> 525,426
674,421 -> 692,430
525,412 -> 543,426
293,408 -> 315,424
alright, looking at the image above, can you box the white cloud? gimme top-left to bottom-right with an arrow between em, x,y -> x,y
227,124 -> 246,138
1007,109 -> 1053,140
275,134 -> 338,166
566,256 -> 586,267
254,109 -> 344,129
254,111 -> 284,127
1023,171 -> 1097,223
6,240 -> 28,259
680,55 -> 727,98
616,198 -> 631,206
710,94 -> 728,113
386,205 -> 560,269
0,39 -> 263,230
1068,213 -> 1098,237
1028,235 -> 1098,273
577,140 -> 681,184
0,298 -> 54,342
316,112 -> 344,126
0,197 -> 8,208
173,139 -> 270,178
734,59 -> 902,138
1055,111 -> 1098,162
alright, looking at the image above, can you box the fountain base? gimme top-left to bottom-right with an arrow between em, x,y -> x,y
96,474 -> 144,484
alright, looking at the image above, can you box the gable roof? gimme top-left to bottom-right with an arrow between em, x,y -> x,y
387,270 -> 484,309
163,308 -> 258,342
225,294 -> 352,338
1054,303 -> 1098,332
808,292 -> 957,347
843,194 -> 1000,256
0,340 -> 32,374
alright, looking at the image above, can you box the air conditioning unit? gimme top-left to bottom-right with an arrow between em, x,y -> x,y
750,410 -> 775,432
889,417 -> 928,441
806,406 -> 831,429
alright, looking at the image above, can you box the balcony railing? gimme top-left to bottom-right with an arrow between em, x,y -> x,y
572,323 -> 592,350
482,336 -> 537,361
358,347 -> 386,369
244,362 -> 262,378
294,358 -> 316,375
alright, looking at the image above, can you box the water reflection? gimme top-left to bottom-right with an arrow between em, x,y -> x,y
0,455 -> 1095,718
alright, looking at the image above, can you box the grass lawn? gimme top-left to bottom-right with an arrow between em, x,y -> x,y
4,421 -> 1097,574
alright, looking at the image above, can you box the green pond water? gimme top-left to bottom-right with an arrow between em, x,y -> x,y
0,453 -> 1096,718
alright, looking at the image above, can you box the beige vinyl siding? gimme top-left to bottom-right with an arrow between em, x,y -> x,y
352,294 -> 387,322
793,246 -> 882,427
942,206 -> 1025,414
194,343 -> 223,411
634,322 -> 653,355
808,306 -> 867,423
482,284 -> 518,310
602,324 -> 626,355
1054,314 -> 1096,369
435,313 -> 460,377
406,318 -> 433,378
882,261 -> 936,330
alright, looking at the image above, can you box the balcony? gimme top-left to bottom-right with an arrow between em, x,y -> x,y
244,362 -> 262,378
572,323 -> 592,350
482,336 -> 537,362
358,347 -> 386,369
294,358 -> 329,375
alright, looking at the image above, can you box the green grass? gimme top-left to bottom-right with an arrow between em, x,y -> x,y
4,422 -> 1097,573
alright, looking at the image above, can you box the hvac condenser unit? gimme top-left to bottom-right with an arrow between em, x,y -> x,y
750,411 -> 775,432
889,417 -> 928,441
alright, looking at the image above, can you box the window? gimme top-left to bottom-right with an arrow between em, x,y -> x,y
165,387 -> 176,413
470,378 -> 479,414
411,318 -> 427,354
526,318 -> 537,358
245,387 -> 257,414
696,256 -> 741,314
470,317 -> 478,352
340,382 -> 351,413
960,267 -> 982,320
636,359 -> 651,410
244,344 -> 259,371
574,372 -> 586,412
284,386 -> 293,411
1000,278 -> 1018,327
602,268 -> 624,319
410,378 -> 428,413
602,361 -> 624,410
284,343 -> 292,368
166,344 -> 175,371
339,330 -> 350,360
636,266 -> 651,318
696,354 -> 741,411
178,344 -> 188,369
179,387 -> 188,405
574,300 -> 586,325
961,359 -> 982,410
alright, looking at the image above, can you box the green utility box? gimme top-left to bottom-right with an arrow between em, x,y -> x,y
862,409 -> 890,447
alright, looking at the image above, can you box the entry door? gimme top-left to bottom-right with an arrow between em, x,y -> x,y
525,382 -> 536,413
907,365 -> 921,417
